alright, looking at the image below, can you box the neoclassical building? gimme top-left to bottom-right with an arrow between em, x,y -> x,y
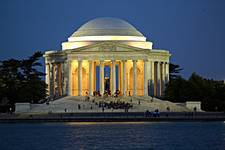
44,17 -> 171,98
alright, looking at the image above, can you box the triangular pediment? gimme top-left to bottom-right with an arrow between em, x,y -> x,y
67,41 -> 147,53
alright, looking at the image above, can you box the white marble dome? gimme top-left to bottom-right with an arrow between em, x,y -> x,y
63,17 -> 152,49
71,17 -> 144,37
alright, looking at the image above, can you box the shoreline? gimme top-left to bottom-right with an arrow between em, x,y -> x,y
1,112 -> 225,123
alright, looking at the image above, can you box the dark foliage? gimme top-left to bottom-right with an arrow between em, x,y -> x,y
169,63 -> 183,80
165,71 -> 225,111
0,51 -> 47,108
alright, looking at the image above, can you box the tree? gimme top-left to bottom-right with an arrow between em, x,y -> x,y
18,51 -> 47,103
0,51 -> 47,110
164,76 -> 189,102
169,63 -> 183,80
164,71 -> 225,111
0,59 -> 22,104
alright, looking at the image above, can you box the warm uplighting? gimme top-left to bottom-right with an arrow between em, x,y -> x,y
62,41 -> 93,50
68,36 -> 146,42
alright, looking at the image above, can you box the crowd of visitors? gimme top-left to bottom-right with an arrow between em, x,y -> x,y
98,101 -> 133,110
145,109 -> 160,117
92,90 -> 121,97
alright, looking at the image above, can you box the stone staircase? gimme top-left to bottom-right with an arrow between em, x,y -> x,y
29,96 -> 191,113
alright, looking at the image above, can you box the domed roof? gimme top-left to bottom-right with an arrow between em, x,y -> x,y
71,17 -> 144,37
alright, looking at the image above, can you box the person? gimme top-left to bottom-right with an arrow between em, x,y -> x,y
166,107 -> 170,117
9,107 -> 12,115
193,107 -> 197,112
156,109 -> 160,117
138,100 -> 140,105
128,91 -> 131,96
145,110 -> 150,117
78,104 -> 81,110
125,107 -> 128,113
153,109 -> 160,117
64,108 -> 67,112
151,97 -> 154,102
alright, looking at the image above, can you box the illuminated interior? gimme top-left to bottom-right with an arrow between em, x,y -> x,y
71,59 -> 144,96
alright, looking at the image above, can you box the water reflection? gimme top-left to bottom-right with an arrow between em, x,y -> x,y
0,122 -> 224,150
66,121 -> 148,125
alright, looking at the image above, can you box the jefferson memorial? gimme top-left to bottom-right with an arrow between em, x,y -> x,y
44,17 -> 171,98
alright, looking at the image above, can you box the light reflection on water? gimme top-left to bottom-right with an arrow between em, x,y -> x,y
66,121 -> 149,125
0,122 -> 225,150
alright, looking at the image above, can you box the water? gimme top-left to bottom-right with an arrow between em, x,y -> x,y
0,122 -> 225,150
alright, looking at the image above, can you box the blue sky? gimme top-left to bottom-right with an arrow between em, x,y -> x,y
0,0 -> 225,80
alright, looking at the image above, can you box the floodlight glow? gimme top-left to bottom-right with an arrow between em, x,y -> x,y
68,36 -> 146,42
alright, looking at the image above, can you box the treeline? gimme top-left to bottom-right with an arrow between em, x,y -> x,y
1,52 -> 224,112
164,64 -> 225,111
0,51 -> 47,109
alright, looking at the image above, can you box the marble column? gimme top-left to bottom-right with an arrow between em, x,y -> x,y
157,62 -> 161,97
133,60 -> 137,96
45,63 -> 50,95
61,62 -> 65,95
53,63 -> 57,96
122,60 -> 127,96
56,63 -> 60,96
112,60 -> 116,94
144,60 -> 148,96
78,60 -> 82,96
100,60 -> 104,95
165,63 -> 169,84
67,60 -> 72,96
149,61 -> 153,96
152,61 -> 156,96
161,62 -> 165,95
93,62 -> 96,92
59,63 -> 63,96
89,60 -> 93,96
148,60 -> 153,96
49,63 -> 54,97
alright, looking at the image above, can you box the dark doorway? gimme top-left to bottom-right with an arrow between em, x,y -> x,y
104,66 -> 110,92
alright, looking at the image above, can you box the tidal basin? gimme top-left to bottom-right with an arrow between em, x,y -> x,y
0,122 -> 225,150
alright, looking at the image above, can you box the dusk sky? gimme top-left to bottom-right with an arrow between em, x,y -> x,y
0,0 -> 225,80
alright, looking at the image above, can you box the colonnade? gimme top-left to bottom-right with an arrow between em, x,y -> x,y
45,63 -> 64,97
45,59 -> 169,98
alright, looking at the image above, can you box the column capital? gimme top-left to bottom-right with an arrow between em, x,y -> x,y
100,60 -> 104,63
78,59 -> 83,63
149,60 -> 154,63
111,60 -> 116,63
88,60 -> 93,63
